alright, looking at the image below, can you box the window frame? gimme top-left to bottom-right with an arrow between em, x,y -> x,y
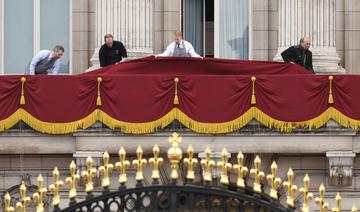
0,0 -> 72,75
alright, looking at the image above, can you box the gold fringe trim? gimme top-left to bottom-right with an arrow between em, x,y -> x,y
0,110 -> 22,131
99,109 -> 177,134
20,109 -> 98,134
175,108 -> 254,134
1,107 -> 360,134
2,109 -> 98,134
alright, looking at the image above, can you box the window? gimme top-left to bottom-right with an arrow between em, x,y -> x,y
4,0 -> 33,74
2,0 -> 70,74
183,0 -> 250,59
40,0 -> 70,73
215,0 -> 250,59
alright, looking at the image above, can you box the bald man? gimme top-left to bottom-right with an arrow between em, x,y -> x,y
281,37 -> 314,73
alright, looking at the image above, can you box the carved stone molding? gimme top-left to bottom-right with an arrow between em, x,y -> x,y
326,151 -> 356,187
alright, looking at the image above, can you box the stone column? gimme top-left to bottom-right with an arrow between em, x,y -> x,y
274,0 -> 344,73
89,0 -> 154,70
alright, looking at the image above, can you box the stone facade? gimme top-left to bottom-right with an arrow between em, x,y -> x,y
65,0 -> 360,73
1,0 -> 360,210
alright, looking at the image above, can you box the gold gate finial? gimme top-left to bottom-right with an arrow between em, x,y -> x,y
15,182 -> 31,212
65,161 -> 80,200
183,145 -> 198,182
332,192 -> 341,212
266,161 -> 282,200
300,174 -> 314,212
167,132 -> 183,181
200,147 -> 215,183
49,167 -> 64,207
99,151 -> 114,188
4,192 -> 14,212
115,147 -> 130,186
315,183 -> 329,212
149,144 -> 164,182
133,145 -> 147,182
217,148 -> 232,185
352,205 -> 358,212
82,156 -> 97,193
283,167 -> 298,208
250,155 -> 265,193
233,152 -> 248,189
32,174 -> 48,212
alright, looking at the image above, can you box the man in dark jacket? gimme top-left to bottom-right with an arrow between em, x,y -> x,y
281,37 -> 314,73
99,34 -> 127,67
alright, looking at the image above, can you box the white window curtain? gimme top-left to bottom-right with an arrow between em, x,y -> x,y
184,0 -> 203,55
215,0 -> 249,59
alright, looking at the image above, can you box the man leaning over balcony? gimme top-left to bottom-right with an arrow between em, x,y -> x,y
26,45 -> 64,75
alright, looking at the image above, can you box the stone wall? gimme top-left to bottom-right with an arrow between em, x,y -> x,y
344,0 -> 360,73
71,0 -> 93,74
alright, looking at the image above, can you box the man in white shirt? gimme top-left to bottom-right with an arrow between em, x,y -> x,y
26,45 -> 64,75
158,31 -> 201,58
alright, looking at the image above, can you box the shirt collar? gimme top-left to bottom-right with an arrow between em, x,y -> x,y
175,40 -> 184,47
48,51 -> 54,60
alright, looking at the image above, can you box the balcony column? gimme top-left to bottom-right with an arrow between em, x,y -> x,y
274,0 -> 344,73
89,0 -> 154,70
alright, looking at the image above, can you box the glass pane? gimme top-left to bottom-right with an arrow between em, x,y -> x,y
184,0 -> 203,55
4,0 -> 33,74
40,0 -> 70,74
219,0 -> 249,59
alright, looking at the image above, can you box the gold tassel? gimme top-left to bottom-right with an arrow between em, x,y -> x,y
96,77 -> 102,106
20,77 -> 26,105
173,77 -> 179,105
328,75 -> 334,104
251,76 -> 256,105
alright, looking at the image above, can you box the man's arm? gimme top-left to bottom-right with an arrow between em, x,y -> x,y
99,46 -> 107,67
29,51 -> 48,75
281,46 -> 295,62
119,42 -> 127,58
309,53 -> 315,73
158,43 -> 173,57
187,42 -> 201,58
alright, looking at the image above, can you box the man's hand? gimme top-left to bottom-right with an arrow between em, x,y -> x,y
120,58 -> 128,63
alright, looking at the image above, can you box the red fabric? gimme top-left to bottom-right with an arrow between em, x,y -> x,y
1,57 -> 360,133
82,56 -> 312,76
22,75 -> 97,122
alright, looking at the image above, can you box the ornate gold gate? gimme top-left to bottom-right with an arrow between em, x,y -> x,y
3,133 -> 358,212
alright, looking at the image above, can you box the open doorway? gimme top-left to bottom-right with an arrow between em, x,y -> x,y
182,0 -> 214,57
